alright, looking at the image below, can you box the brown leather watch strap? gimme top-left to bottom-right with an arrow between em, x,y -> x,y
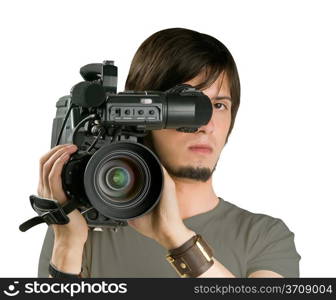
166,234 -> 214,278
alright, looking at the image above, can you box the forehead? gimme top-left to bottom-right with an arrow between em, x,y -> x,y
183,72 -> 231,99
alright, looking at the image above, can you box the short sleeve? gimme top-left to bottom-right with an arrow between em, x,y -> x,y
37,226 -> 90,278
37,227 -> 54,277
81,230 -> 92,277
246,218 -> 301,278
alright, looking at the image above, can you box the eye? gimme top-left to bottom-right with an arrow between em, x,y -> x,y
214,103 -> 227,110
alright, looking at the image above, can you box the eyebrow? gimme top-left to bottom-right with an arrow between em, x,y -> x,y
211,96 -> 232,101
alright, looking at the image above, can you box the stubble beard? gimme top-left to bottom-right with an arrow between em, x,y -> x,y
163,160 -> 218,182
143,133 -> 219,182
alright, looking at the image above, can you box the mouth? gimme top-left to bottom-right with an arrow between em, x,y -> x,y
188,144 -> 213,154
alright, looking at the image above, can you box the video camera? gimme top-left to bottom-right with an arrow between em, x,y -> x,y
20,60 -> 212,231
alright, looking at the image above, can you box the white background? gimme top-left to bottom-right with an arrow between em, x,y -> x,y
0,0 -> 335,277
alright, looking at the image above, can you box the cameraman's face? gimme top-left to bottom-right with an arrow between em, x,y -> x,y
151,72 -> 232,182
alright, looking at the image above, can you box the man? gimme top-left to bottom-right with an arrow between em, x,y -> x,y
38,28 -> 301,278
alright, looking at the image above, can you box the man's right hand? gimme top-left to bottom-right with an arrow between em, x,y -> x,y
38,144 -> 89,247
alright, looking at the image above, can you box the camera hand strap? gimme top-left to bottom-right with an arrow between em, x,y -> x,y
19,195 -> 79,232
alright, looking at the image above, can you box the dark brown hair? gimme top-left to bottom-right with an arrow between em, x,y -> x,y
125,27 -> 240,139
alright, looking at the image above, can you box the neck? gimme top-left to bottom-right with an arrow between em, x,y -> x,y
171,175 -> 219,220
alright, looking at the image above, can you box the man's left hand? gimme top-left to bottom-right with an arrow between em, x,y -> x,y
127,165 -> 195,249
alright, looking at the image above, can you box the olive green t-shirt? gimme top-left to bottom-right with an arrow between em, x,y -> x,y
38,198 -> 301,277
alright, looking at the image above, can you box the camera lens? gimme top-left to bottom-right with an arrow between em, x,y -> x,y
84,142 -> 163,220
97,157 -> 143,202
106,167 -> 130,190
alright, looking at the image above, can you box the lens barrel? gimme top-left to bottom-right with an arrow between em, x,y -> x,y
84,142 -> 163,220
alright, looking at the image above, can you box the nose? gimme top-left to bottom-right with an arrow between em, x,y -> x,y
196,115 -> 214,134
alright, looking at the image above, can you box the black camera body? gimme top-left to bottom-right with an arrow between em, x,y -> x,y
49,60 -> 212,229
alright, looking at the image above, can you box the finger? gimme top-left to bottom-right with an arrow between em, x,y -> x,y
42,147 -> 71,195
37,182 -> 43,198
161,166 -> 175,188
39,144 -> 72,190
49,152 -> 71,204
39,144 -> 72,168
41,145 -> 77,196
